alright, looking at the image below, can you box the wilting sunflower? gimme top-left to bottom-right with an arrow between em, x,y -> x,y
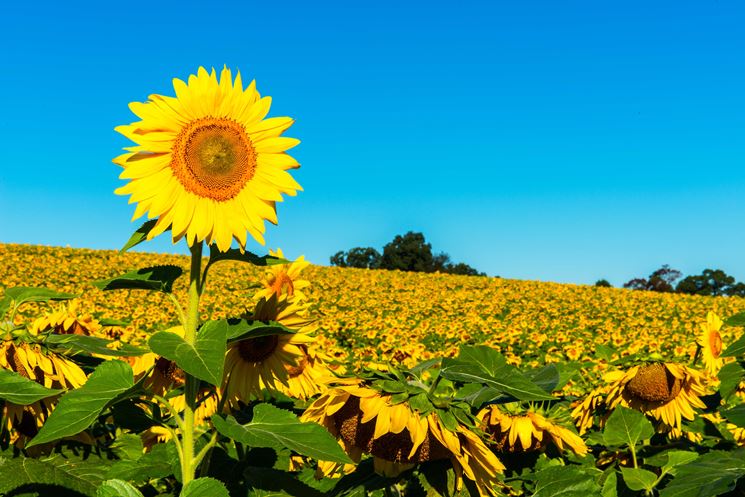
223,296 -> 329,404
698,311 -> 724,376
302,383 -> 504,496
574,362 -> 707,434
254,248 -> 311,302
114,66 -> 302,251
0,340 -> 87,447
29,300 -> 101,337
477,404 -> 587,456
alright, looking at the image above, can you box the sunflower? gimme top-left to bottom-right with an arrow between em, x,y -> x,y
698,311 -> 724,376
579,362 -> 708,434
114,66 -> 302,251
0,340 -> 86,447
223,296 -> 326,405
29,300 -> 101,337
254,248 -> 311,302
301,383 -> 504,496
477,404 -> 587,456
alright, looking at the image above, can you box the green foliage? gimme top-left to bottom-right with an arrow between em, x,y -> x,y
149,320 -> 227,386
224,317 -> 295,342
0,454 -> 108,496
119,220 -> 159,253
594,279 -> 612,287
212,404 -> 353,464
603,406 -> 654,448
624,264 -> 681,293
27,360 -> 135,447
180,477 -> 230,497
0,368 -> 62,404
330,247 -> 381,269
658,450 -> 745,496
0,286 -> 78,318
44,333 -> 147,357
97,479 -> 145,497
92,266 -> 184,293
532,466 -> 602,496
676,268 -> 745,297
620,467 -> 657,492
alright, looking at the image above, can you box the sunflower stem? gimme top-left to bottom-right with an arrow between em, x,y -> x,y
181,241 -> 203,486
629,443 -> 638,469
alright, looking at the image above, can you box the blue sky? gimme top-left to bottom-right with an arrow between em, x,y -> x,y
1,0 -> 744,285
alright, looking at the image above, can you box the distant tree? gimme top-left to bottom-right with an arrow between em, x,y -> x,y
381,232 -> 436,272
445,262 -> 485,276
676,269 -> 745,297
329,247 -> 381,269
624,265 -> 681,293
595,279 -> 612,288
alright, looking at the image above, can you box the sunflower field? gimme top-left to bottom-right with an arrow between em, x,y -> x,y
3,67 -> 745,497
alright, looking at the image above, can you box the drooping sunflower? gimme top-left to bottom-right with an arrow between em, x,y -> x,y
29,300 -> 101,337
301,383 -> 504,496
477,404 -> 587,456
114,66 -> 302,251
254,248 -> 311,302
223,296 -> 330,404
574,362 -> 707,434
698,311 -> 724,376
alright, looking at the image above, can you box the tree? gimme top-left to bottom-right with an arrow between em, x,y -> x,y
676,269 -> 745,297
624,265 -> 681,293
329,247 -> 381,269
381,232 -> 436,272
595,279 -> 611,288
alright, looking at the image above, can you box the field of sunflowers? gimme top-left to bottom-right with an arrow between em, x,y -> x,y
3,66 -> 745,497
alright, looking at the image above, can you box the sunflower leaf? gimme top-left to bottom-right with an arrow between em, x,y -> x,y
97,479 -> 145,497
0,368 -> 62,405
658,450 -> 745,497
603,406 -> 654,448
45,333 -> 147,357
0,454 -> 108,497
224,317 -> 295,342
92,265 -> 183,293
533,466 -> 602,496
718,361 -> 745,398
149,319 -> 227,386
725,311 -> 745,327
206,245 -> 288,268
0,286 -> 78,317
723,333 -> 745,358
119,219 -> 160,253
26,360 -> 134,448
723,404 -> 745,427
211,405 -> 353,464
180,477 -> 230,497
441,356 -> 553,401
620,467 -> 657,492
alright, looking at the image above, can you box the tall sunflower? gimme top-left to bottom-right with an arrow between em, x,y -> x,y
114,67 -> 302,251
254,248 -> 311,302
302,383 -> 504,496
698,311 -> 724,376
477,404 -> 587,456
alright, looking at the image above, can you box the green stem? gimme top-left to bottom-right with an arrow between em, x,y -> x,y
180,241 -> 203,486
168,293 -> 188,329
630,443 -> 638,469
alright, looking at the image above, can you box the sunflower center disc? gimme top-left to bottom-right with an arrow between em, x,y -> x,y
270,273 -> 295,297
625,363 -> 682,403
238,335 -> 280,362
710,332 -> 723,357
285,354 -> 308,377
171,117 -> 257,201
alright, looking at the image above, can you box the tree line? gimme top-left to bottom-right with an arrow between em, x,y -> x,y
330,231 -> 485,276
595,265 -> 745,297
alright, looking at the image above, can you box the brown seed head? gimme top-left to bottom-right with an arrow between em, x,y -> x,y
625,363 -> 682,404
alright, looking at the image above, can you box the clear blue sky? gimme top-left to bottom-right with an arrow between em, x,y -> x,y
1,0 -> 744,285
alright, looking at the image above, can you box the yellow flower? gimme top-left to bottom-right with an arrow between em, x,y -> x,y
114,66 -> 302,251
29,300 -> 101,337
254,248 -> 311,302
301,383 -> 504,496
698,311 -> 724,376
477,405 -> 587,456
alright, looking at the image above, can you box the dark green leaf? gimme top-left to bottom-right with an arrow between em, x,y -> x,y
27,360 -> 134,447
0,455 -> 107,496
455,346 -> 507,376
718,361 -> 745,398
45,334 -> 147,357
106,443 -> 172,482
441,357 -> 553,401
149,320 -> 227,386
181,477 -> 230,497
99,318 -> 132,327
0,287 -> 78,316
0,368 -> 62,404
725,312 -> 745,327
601,470 -> 618,497
723,333 -> 745,358
206,245 -> 288,268
620,467 -> 657,492
724,404 -> 745,427
212,404 -> 353,464
659,450 -> 745,497
224,317 -> 295,342
603,406 -> 654,448
97,479 -> 145,497
527,364 -> 560,393
244,467 -> 327,497
119,220 -> 159,253
533,466 -> 601,496
92,266 -> 183,293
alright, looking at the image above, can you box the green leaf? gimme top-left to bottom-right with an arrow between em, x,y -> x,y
645,449 -> 700,476
45,334 -> 147,357
97,479 -> 145,497
27,360 -> 134,447
206,245 -> 288,268
149,320 -> 227,386
659,450 -> 745,497
527,364 -> 560,392
212,404 -> 353,464
0,286 -> 78,316
718,361 -> 745,398
224,317 -> 295,342
603,406 -> 654,448
180,477 -> 230,497
601,470 -> 618,497
0,455 -> 107,497
99,318 -> 132,327
725,312 -> 745,327
533,466 -> 602,496
620,467 -> 657,492
441,357 -> 553,401
106,443 -> 172,482
723,333 -> 745,358
0,368 -> 62,404
92,265 -> 183,293
119,219 -> 159,253
723,404 -> 745,427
